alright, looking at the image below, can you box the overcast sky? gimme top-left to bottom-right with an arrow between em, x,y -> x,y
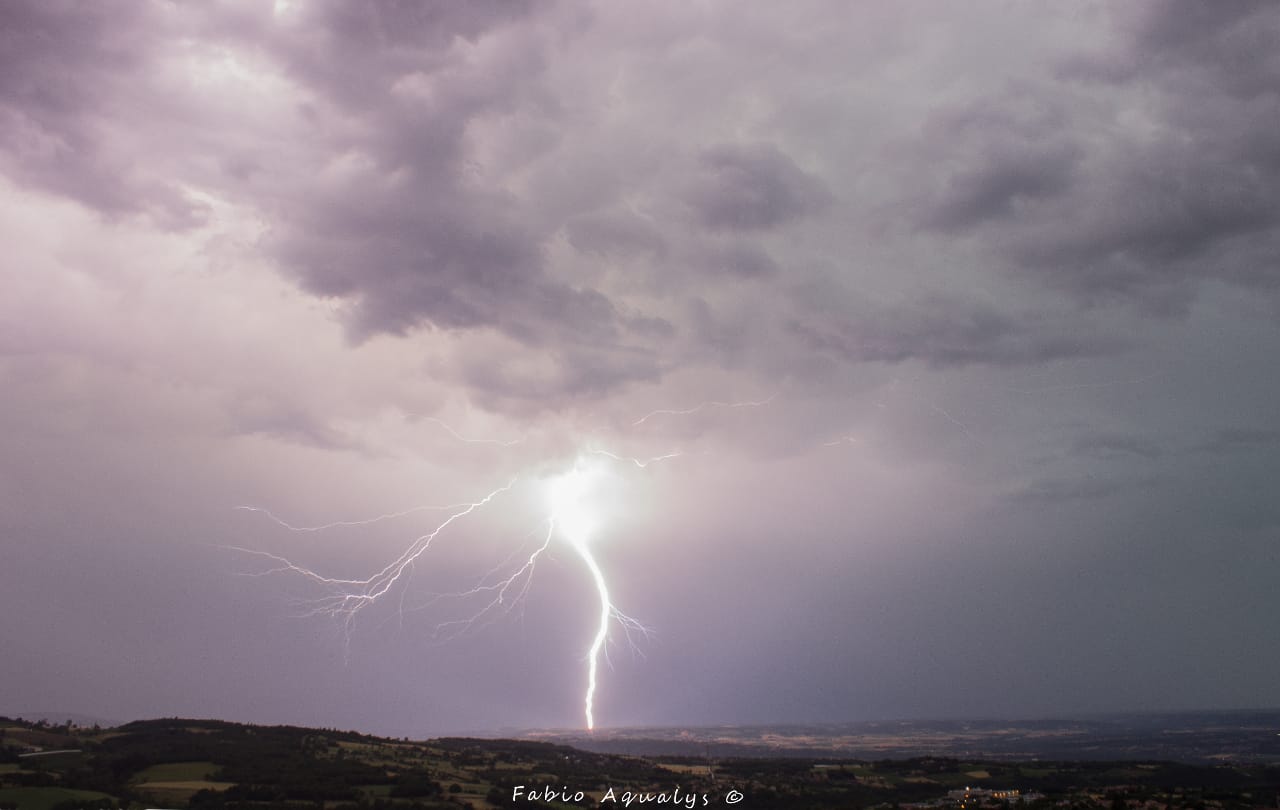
2,1 -> 1279,736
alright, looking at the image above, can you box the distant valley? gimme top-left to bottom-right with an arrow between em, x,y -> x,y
521,711 -> 1280,763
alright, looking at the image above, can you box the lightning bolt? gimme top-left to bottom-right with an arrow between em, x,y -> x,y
587,448 -> 683,468
422,521 -> 555,642
542,456 -> 625,730
631,393 -> 777,426
572,536 -> 610,731
928,403 -> 975,440
822,435 -> 860,447
234,452 -> 660,730
422,416 -> 524,446
233,503 -> 472,533
229,481 -> 516,648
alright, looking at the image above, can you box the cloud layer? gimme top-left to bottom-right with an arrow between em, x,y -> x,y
2,0 -> 1279,733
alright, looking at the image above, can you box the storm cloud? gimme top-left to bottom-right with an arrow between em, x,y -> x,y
2,1 -> 1278,734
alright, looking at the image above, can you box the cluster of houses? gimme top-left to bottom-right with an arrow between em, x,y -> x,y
903,785 -> 1047,809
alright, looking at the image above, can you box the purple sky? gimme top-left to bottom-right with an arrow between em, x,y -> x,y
2,1 -> 1279,736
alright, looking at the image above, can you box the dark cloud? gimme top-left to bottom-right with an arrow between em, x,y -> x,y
1009,143 -> 1278,309
684,296 -> 755,368
228,396 -> 356,452
254,4 -> 634,355
0,2 -> 147,131
918,99 -> 1081,233
1071,433 -> 1164,461
274,195 -> 619,347
0,1 -> 661,404
0,2 -> 1152,409
705,243 -> 780,279
1134,1 -> 1280,98
910,2 -> 1280,313
456,343 -> 663,413
1191,427 -> 1280,455
564,211 -> 668,259
0,3 -> 209,228
787,292 -> 1123,369
1012,474 -> 1157,504
685,143 -> 832,231
266,1 -> 543,109
923,143 -> 1079,232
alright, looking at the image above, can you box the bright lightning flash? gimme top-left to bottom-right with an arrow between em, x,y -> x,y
235,452 -> 655,731
544,458 -> 617,731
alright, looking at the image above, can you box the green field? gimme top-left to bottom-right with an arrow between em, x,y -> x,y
0,786 -> 117,810
133,760 -> 218,782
